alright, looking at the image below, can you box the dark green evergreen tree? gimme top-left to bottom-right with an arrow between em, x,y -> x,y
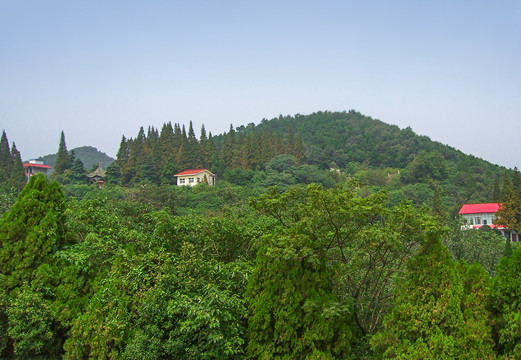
0,131 -> 13,186
372,235 -> 495,359
53,131 -> 73,176
246,236 -> 353,359
160,156 -> 178,185
0,174 -> 67,290
104,161 -> 121,185
9,143 -> 26,191
69,158 -> 86,184
489,247 -> 521,356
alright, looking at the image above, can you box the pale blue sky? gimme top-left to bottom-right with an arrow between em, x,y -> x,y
1,1 -> 520,168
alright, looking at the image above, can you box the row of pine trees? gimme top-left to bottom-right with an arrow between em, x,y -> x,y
112,121 -> 306,185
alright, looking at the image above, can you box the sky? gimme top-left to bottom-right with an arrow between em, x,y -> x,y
1,0 -> 520,168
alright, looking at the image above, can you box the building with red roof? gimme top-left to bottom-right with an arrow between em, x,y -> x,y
174,169 -> 215,187
23,160 -> 51,182
459,202 -> 518,241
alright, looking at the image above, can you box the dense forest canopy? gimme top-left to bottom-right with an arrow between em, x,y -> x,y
0,110 -> 520,358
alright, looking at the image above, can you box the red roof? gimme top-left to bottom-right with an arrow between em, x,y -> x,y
174,169 -> 210,176
459,203 -> 500,215
23,163 -> 51,169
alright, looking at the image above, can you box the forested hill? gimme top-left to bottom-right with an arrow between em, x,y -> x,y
112,110 -> 507,214
244,110 -> 494,171
40,146 -> 114,172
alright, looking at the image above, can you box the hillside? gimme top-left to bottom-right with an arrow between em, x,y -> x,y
111,110 -> 508,215
39,146 -> 114,173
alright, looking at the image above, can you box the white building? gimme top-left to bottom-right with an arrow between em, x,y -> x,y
459,203 -> 518,241
174,169 -> 216,187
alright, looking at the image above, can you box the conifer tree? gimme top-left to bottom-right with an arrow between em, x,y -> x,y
53,131 -> 73,176
0,131 -> 13,185
104,161 -> 121,185
0,174 -> 67,290
70,158 -> 86,184
489,247 -> 521,356
371,235 -> 495,359
159,122 -> 175,162
246,236 -> 353,359
116,136 -> 130,165
9,143 -> 26,191
205,132 -> 218,171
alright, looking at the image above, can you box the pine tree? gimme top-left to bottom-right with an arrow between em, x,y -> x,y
53,131 -> 73,176
159,122 -> 175,162
9,143 -> 26,191
116,136 -> 130,165
0,131 -> 13,185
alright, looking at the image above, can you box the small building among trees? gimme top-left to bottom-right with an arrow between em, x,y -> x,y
174,169 -> 215,187
23,160 -> 51,182
87,164 -> 106,188
459,203 -> 518,241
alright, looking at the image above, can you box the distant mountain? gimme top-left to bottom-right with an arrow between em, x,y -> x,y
39,146 -> 114,173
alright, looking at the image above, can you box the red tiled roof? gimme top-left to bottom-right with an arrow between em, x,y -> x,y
23,163 -> 51,169
174,169 -> 209,176
458,203 -> 500,214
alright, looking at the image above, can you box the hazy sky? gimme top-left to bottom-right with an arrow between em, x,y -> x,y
1,1 -> 520,168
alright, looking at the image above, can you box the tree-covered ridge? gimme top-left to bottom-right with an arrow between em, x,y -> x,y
113,121 -> 305,186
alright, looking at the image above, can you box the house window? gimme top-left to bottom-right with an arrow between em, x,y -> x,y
179,178 -> 185,184
483,219 -> 487,225
197,177 -> 201,183
475,217 -> 481,225
189,178 -> 194,183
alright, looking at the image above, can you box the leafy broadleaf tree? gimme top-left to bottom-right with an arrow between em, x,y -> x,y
250,184 -> 438,338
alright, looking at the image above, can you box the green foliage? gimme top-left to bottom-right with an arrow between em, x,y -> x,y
246,243 -> 353,359
7,286 -> 54,358
443,225 -> 505,276
402,151 -> 448,184
489,247 -> 521,357
250,184 -> 440,341
0,174 -> 68,290
125,244 -> 250,359
53,131 -> 74,176
0,131 -> 25,191
371,236 -> 495,359
495,171 -> 521,232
